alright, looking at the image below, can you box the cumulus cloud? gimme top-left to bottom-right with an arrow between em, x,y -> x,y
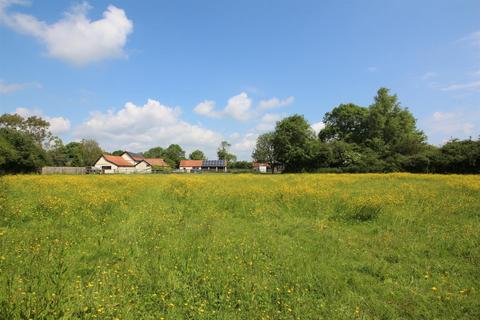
194,92 -> 252,121
311,121 -> 325,135
258,96 -> 294,110
0,79 -> 40,94
230,132 -> 258,160
75,99 -> 223,153
193,100 -> 220,118
0,1 -> 133,65
425,111 -> 477,139
14,107 -> 71,135
256,113 -> 281,131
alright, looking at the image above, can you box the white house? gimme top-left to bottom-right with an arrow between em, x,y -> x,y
94,151 -> 169,174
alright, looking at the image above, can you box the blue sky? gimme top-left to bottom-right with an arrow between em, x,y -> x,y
1,0 -> 479,159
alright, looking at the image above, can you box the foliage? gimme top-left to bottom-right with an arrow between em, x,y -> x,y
272,115 -> 317,171
189,149 -> 206,160
0,128 -> 48,173
163,144 -> 186,168
144,147 -> 165,158
217,141 -> 237,162
0,113 -> 53,147
228,161 -> 253,169
111,150 -> 124,156
0,174 -> 479,319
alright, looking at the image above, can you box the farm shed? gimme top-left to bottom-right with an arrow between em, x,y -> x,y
202,160 -> 227,172
179,160 -> 203,172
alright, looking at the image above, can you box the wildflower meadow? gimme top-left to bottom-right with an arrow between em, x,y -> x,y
0,174 -> 479,319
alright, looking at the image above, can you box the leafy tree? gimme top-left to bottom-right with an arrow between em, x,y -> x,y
63,142 -> 84,166
189,149 -> 206,160
0,128 -> 48,173
217,141 -> 237,162
0,113 -> 53,147
319,103 -> 368,144
252,132 -> 276,173
144,147 -> 165,158
272,115 -> 316,171
111,150 -> 124,156
365,88 -> 426,156
80,139 -> 103,166
47,137 -> 68,166
163,144 -> 186,168
228,161 -> 253,169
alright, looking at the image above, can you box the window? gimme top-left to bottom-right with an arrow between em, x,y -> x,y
101,166 -> 112,170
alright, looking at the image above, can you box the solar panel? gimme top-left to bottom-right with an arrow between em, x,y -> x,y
202,160 -> 226,167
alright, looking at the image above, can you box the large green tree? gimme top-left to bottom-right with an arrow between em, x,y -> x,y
0,128 -> 49,173
163,144 -> 186,168
144,147 -> 165,158
272,115 -> 317,171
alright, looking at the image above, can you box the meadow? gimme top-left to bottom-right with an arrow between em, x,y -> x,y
0,174 -> 479,319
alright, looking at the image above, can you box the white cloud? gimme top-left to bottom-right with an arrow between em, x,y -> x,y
426,111 -> 477,139
366,66 -> 378,73
75,99 -> 223,154
256,113 -> 281,131
193,100 -> 220,118
194,92 -> 252,121
311,121 -> 325,135
0,79 -> 40,94
0,1 -> 133,65
258,96 -> 295,110
223,92 -> 252,121
14,107 -> 71,135
230,132 -> 258,160
441,81 -> 480,92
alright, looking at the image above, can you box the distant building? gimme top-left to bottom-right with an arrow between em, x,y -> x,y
179,159 -> 227,172
94,151 -> 168,174
179,160 -> 203,173
253,162 -> 270,173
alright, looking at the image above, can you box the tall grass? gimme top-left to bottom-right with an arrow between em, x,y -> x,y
0,174 -> 479,319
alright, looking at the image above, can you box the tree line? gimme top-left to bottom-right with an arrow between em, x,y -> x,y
252,88 -> 480,174
0,114 -> 241,173
1,87 -> 479,174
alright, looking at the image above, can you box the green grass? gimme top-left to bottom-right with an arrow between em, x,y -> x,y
0,174 -> 479,319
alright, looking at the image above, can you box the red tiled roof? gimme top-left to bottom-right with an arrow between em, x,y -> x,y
179,160 -> 203,167
144,158 -> 169,167
103,155 -> 135,167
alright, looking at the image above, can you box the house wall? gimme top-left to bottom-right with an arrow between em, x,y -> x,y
121,153 -> 136,165
179,166 -> 201,173
135,161 -> 151,173
94,157 -> 119,174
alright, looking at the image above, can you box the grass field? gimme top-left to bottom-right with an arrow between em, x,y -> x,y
0,174 -> 479,319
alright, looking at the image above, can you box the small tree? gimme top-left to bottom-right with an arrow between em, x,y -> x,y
217,141 -> 237,162
252,132 -> 276,173
189,149 -> 206,160
80,139 -> 103,166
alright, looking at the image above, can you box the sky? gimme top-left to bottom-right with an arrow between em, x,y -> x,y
0,0 -> 479,160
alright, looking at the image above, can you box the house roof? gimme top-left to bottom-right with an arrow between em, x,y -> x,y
123,151 -> 144,161
144,158 -> 169,167
103,155 -> 135,167
179,159 -> 203,167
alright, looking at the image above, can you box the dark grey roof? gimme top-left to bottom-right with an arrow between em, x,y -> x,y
202,160 -> 227,167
